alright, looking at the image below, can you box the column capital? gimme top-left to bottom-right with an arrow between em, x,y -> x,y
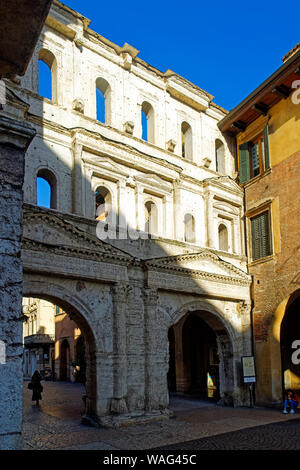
111,282 -> 130,302
143,287 -> 158,305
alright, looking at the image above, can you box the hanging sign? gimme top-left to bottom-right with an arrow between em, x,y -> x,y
241,356 -> 256,383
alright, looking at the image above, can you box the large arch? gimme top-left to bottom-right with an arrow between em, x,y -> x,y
266,289 -> 300,404
169,300 -> 237,406
22,278 -> 98,422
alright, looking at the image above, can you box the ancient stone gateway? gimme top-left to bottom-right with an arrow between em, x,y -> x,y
22,204 -> 252,426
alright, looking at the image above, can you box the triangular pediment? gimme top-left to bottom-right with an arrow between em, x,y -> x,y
83,154 -> 129,177
134,173 -> 171,191
145,250 -> 250,282
22,206 -> 132,263
204,176 -> 242,193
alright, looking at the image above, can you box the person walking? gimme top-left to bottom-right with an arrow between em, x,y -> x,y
31,370 -> 43,406
283,389 -> 298,414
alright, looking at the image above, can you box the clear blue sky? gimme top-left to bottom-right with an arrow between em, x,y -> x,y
61,0 -> 300,111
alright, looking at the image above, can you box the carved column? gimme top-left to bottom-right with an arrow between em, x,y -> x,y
164,194 -> 173,239
135,184 -> 144,232
117,179 -> 127,239
143,287 -> 159,411
72,140 -> 83,216
110,283 -> 128,414
173,181 -> 184,241
205,192 -> 216,249
0,116 -> 35,450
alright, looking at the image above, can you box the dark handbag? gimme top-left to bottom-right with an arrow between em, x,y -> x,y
28,382 -> 33,390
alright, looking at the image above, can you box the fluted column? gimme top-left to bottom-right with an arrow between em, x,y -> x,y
143,287 -> 159,411
110,283 -> 128,414
72,140 -> 83,216
205,192 -> 216,249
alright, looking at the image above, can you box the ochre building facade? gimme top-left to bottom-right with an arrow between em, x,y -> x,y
219,44 -> 300,406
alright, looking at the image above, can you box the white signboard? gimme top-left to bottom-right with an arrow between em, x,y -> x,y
242,356 -> 256,383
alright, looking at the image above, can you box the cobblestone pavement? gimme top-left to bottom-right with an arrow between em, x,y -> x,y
22,381 -> 300,450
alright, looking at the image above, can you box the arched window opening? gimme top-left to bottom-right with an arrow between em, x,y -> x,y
95,186 -> 112,223
215,139 -> 225,174
218,223 -> 228,251
184,213 -> 195,243
38,49 -> 57,102
181,122 -> 192,160
36,169 -> 57,209
141,101 -> 155,143
96,77 -> 111,124
144,201 -> 158,234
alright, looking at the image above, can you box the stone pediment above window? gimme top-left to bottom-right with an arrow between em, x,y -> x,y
145,250 -> 251,285
22,205 -> 132,264
134,173 -> 172,193
203,176 -> 243,195
83,154 -> 129,179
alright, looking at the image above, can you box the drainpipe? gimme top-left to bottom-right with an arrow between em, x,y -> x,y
243,186 -> 256,405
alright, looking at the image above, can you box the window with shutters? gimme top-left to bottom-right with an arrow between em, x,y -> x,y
238,126 -> 270,183
250,211 -> 272,261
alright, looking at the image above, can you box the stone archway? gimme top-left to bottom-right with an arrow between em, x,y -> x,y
169,301 -> 237,406
22,278 -> 98,421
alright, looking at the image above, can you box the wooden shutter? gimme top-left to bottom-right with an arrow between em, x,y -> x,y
251,211 -> 271,260
263,125 -> 270,170
239,142 -> 250,183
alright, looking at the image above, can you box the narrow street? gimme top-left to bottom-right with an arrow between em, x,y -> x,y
22,381 -> 300,450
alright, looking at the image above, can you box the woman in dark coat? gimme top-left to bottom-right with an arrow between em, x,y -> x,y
31,370 -> 43,405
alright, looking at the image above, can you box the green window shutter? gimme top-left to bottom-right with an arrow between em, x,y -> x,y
239,142 -> 250,183
251,211 -> 271,260
263,125 -> 270,170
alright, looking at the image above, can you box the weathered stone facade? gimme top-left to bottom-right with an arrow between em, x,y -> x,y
0,116 -> 35,449
1,0 -> 253,430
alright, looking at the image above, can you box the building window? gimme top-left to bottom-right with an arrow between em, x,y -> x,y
141,101 -> 155,143
38,49 -> 57,102
95,186 -> 112,222
181,121 -> 192,160
218,223 -> 228,251
250,210 -> 272,261
238,126 -> 270,183
36,169 -> 57,209
145,201 -> 158,234
215,139 -> 225,174
96,77 -> 111,124
184,214 -> 195,243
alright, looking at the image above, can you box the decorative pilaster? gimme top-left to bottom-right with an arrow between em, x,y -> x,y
72,140 -> 83,216
164,194 -> 173,239
117,179 -> 127,239
110,283 -> 128,414
205,192 -> 216,249
143,287 -> 159,411
135,185 -> 144,232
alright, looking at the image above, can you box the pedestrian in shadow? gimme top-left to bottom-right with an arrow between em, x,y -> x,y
31,370 -> 43,406
283,389 -> 298,414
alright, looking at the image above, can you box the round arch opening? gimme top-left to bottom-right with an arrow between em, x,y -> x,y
168,308 -> 235,406
22,281 -> 97,422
